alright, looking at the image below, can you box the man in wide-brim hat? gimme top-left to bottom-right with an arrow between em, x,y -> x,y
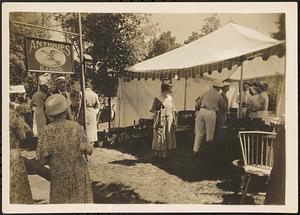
52,76 -> 73,120
53,76 -> 70,99
193,79 -> 225,159
36,94 -> 94,204
161,79 -> 173,88
215,81 -> 231,161
218,81 -> 230,127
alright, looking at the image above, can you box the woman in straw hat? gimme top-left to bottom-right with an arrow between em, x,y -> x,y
248,83 -> 262,129
36,94 -> 93,203
150,79 -> 177,159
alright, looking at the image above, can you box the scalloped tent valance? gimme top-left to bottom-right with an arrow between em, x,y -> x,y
124,23 -> 285,80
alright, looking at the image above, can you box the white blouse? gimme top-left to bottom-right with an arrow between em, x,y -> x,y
158,94 -> 176,117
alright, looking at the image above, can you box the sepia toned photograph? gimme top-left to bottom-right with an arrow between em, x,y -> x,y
2,2 -> 298,213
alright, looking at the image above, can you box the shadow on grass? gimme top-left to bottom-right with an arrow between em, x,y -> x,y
222,193 -> 256,205
92,182 -> 164,204
110,141 -> 233,182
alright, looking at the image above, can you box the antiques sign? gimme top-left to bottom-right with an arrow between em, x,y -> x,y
24,37 -> 74,73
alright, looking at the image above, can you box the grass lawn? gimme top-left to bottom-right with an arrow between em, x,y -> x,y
21,134 -> 266,204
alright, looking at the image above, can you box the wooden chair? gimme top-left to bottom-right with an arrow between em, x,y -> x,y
238,131 -> 276,204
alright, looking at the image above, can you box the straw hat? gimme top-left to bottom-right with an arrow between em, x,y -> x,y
259,81 -> 269,90
45,94 -> 71,116
162,79 -> 173,87
211,80 -> 223,87
222,81 -> 230,87
55,76 -> 67,84
249,86 -> 258,95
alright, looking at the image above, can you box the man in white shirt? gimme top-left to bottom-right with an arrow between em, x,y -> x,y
237,82 -> 251,119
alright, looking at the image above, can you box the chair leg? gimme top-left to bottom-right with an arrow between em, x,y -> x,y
240,174 -> 252,204
240,173 -> 247,192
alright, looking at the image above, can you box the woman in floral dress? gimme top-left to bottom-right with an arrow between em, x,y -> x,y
10,105 -> 33,204
36,94 -> 93,203
150,80 -> 177,159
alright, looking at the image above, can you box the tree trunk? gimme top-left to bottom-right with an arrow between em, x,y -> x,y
264,124 -> 285,204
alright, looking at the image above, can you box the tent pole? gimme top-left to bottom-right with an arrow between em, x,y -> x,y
78,13 -> 87,131
184,77 -> 187,110
238,62 -> 244,119
108,96 -> 111,131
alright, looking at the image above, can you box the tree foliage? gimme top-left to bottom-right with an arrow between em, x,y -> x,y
9,12 -> 52,97
271,14 -> 285,40
146,31 -> 181,59
184,13 -> 220,45
56,13 -> 157,96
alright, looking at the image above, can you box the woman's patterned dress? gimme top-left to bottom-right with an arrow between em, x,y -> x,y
36,119 -> 93,203
10,109 -> 33,204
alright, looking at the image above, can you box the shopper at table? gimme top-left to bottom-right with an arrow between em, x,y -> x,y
256,81 -> 270,124
36,94 -> 93,203
193,80 -> 225,159
215,82 -> 231,162
150,79 -> 177,159
236,82 -> 251,120
248,82 -> 270,130
217,81 -> 230,128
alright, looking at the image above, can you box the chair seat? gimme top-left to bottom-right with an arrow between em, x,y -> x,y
232,160 -> 272,176
244,165 -> 272,176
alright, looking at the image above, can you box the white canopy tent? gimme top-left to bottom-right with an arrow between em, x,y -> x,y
115,23 -> 285,127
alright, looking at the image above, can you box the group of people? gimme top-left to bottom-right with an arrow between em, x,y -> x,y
9,76 -> 101,204
149,79 -> 270,163
9,75 -> 271,204
30,76 -> 100,144
237,81 -> 270,130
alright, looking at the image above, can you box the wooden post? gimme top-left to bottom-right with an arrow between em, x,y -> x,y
108,96 -> 111,131
78,13 -> 87,131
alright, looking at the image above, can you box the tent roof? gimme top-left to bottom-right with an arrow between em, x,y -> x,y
229,55 -> 284,80
125,23 -> 285,80
10,85 -> 26,94
203,55 -> 285,81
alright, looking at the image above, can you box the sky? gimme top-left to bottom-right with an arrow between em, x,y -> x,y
150,13 -> 281,44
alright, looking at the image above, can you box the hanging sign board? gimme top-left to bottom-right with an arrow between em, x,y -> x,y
24,36 -> 74,74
